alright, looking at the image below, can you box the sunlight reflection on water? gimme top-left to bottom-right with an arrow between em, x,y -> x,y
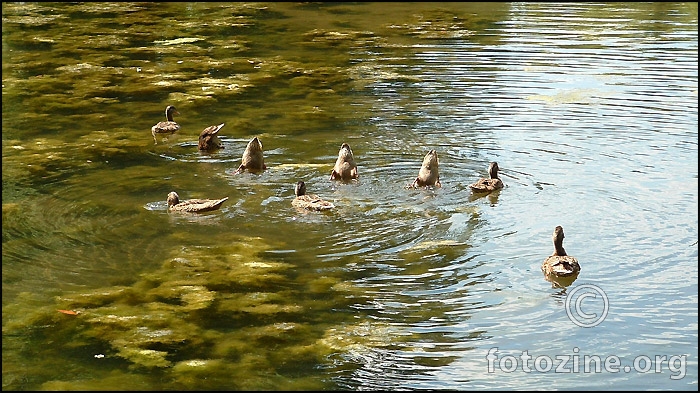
2,2 -> 697,391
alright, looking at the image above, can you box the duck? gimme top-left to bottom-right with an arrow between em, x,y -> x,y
330,142 -> 358,181
292,181 -> 335,211
469,162 -> 504,193
542,226 -> 581,277
167,191 -> 228,213
198,123 -> 225,151
234,136 -> 266,174
409,149 -> 441,188
151,105 -> 181,143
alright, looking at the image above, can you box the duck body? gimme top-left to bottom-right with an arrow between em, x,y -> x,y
292,181 -> 335,211
541,226 -> 581,277
330,143 -> 358,181
198,123 -> 225,151
409,149 -> 441,188
234,137 -> 266,174
542,255 -> 581,277
152,105 -> 181,143
167,191 -> 228,213
469,162 -> 504,193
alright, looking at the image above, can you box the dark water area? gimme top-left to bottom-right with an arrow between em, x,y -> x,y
2,2 -> 697,390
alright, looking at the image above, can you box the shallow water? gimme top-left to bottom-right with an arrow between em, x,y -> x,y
2,2 -> 697,390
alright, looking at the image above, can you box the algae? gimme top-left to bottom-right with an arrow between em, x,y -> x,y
12,236 -> 374,373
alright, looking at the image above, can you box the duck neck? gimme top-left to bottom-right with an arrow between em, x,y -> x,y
489,167 -> 499,179
553,243 -> 567,256
166,110 -> 174,122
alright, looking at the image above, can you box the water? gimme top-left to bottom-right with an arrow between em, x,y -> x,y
2,2 -> 697,390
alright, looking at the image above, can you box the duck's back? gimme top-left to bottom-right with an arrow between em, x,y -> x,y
469,177 -> 503,192
292,194 -> 335,211
542,255 -> 580,277
170,197 -> 228,213
152,121 -> 180,134
331,158 -> 358,181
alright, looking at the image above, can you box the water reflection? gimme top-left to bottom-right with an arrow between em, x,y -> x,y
468,189 -> 502,205
543,271 -> 580,289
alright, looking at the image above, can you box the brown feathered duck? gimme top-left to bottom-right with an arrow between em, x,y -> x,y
408,149 -> 441,188
292,181 -> 335,211
167,191 -> 228,213
151,105 -> 180,143
542,225 -> 581,277
469,161 -> 504,193
198,123 -> 225,151
330,142 -> 358,181
234,136 -> 266,174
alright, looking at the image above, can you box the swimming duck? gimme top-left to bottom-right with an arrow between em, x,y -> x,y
542,226 -> 581,277
151,105 -> 181,143
167,191 -> 228,213
469,162 -> 504,193
234,136 -> 266,174
409,149 -> 441,188
292,181 -> 335,211
330,142 -> 358,181
198,123 -> 225,151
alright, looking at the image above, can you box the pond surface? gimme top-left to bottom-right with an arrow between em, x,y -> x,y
2,2 -> 697,390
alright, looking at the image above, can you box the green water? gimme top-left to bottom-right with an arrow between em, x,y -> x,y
3,2 -> 697,390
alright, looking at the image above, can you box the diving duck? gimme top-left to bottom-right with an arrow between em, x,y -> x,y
198,123 -> 225,151
542,226 -> 581,277
409,149 -> 441,188
330,142 -> 358,181
469,162 -> 504,193
167,191 -> 228,213
151,105 -> 181,143
292,181 -> 335,211
234,136 -> 266,174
